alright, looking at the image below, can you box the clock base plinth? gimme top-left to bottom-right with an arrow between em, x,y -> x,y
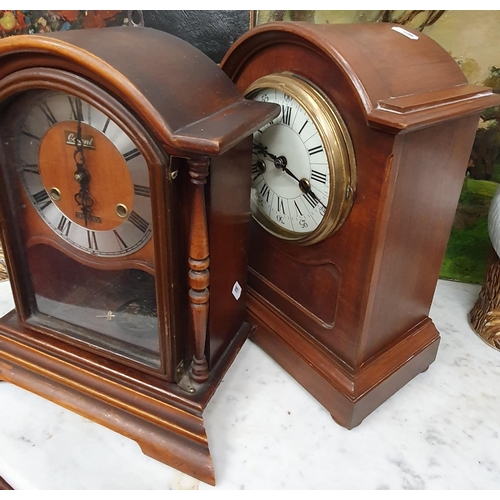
247,292 -> 440,430
0,310 -> 252,486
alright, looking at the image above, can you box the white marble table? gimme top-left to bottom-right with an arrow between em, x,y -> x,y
0,278 -> 499,490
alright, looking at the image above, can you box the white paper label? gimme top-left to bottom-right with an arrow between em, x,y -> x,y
391,26 -> 419,40
232,281 -> 242,300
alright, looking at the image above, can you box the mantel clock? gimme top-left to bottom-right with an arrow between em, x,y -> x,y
0,27 -> 278,484
222,22 -> 500,429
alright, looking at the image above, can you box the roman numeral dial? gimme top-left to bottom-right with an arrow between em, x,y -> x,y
246,73 -> 356,244
248,84 -> 331,238
18,90 -> 155,257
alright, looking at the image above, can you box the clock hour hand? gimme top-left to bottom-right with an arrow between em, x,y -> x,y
253,142 -> 326,209
72,100 -> 94,226
253,142 -> 289,172
253,142 -> 279,162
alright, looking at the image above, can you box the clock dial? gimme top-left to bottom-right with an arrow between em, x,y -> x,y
246,73 -> 356,245
250,88 -> 330,236
2,88 -> 162,369
17,91 -> 152,257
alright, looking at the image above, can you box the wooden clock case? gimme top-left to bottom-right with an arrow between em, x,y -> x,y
222,22 -> 500,429
0,27 -> 278,485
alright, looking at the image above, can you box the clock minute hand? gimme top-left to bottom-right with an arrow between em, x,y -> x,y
253,142 -> 326,210
281,165 -> 300,183
275,161 -> 328,211
72,101 -> 94,226
305,187 -> 327,210
281,167 -> 327,211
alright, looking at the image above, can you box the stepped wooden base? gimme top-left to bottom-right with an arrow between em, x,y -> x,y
248,293 -> 440,430
0,477 -> 13,490
0,310 -> 251,486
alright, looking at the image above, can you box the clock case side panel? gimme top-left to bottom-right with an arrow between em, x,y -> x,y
359,115 -> 482,362
207,136 -> 253,367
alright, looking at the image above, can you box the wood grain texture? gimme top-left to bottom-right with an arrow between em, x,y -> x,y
0,27 -> 279,156
0,26 -> 279,484
222,21 -> 500,427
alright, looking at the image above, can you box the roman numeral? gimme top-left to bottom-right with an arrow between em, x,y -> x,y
128,210 -> 149,233
68,96 -> 83,122
251,163 -> 262,180
39,102 -> 57,126
311,170 -> 327,184
260,183 -> 270,202
294,200 -> 303,216
102,117 -> 111,134
308,145 -> 324,156
33,190 -> 52,210
113,230 -> 128,250
277,196 -> 285,214
303,191 -> 319,208
87,231 -> 98,250
124,148 -> 141,162
22,130 -> 40,141
133,184 -> 150,197
281,105 -> 292,126
22,163 -> 39,175
57,216 -> 72,237
299,120 -> 308,135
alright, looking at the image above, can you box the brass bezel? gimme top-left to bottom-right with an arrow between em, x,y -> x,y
246,72 -> 356,245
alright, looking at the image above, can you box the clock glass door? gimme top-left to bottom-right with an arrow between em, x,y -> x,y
1,89 -> 163,370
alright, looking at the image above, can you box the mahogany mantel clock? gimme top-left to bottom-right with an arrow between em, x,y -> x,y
0,27 -> 278,484
221,22 -> 500,429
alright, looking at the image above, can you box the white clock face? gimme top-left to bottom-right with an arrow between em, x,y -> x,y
17,91 -> 153,257
249,87 -> 331,238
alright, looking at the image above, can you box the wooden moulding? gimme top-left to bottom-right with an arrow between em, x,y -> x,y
0,310 -> 252,485
248,291 -> 439,429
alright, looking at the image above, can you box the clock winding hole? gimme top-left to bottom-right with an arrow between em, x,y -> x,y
49,187 -> 61,201
116,203 -> 129,219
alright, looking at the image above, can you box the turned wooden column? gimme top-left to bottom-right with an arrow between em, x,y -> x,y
187,157 -> 210,382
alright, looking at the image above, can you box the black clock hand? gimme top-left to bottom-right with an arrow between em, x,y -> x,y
254,142 -> 326,209
253,142 -> 290,172
72,99 -> 93,226
253,142 -> 277,161
303,185 -> 327,210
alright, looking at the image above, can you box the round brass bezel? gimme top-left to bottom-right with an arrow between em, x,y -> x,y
246,72 -> 356,245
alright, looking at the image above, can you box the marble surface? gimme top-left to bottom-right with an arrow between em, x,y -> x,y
1,278 -> 500,490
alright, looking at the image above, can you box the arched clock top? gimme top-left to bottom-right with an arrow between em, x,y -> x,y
0,27 -> 278,155
221,21 -> 500,133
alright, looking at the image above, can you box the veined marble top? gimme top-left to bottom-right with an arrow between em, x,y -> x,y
0,279 -> 499,490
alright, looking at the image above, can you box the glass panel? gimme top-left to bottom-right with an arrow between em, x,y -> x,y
27,245 -> 160,368
1,89 -> 161,369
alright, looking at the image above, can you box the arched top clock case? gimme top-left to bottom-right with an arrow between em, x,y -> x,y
222,21 -> 500,133
221,22 -> 500,430
0,27 -> 274,155
0,26 -> 278,485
